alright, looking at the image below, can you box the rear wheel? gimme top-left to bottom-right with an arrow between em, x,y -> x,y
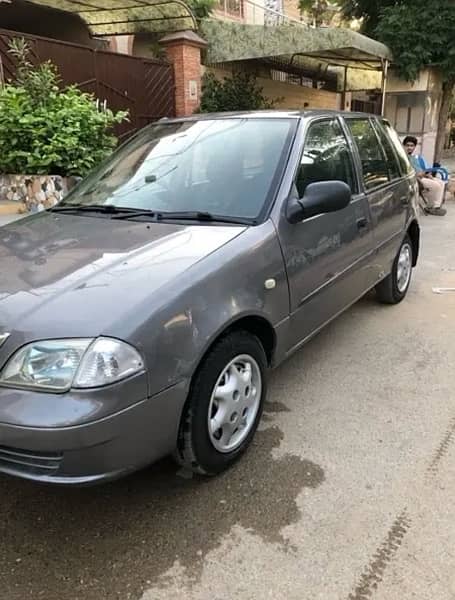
175,331 -> 267,475
375,235 -> 413,304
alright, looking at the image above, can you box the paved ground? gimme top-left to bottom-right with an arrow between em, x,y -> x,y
0,214 -> 23,227
1,206 -> 455,600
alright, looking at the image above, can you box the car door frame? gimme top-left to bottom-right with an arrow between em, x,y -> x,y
343,114 -> 411,286
270,114 -> 374,355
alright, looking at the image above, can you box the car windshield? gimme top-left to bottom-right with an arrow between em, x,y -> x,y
61,118 -> 295,221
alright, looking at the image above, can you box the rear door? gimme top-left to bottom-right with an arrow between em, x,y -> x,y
345,116 -> 410,285
276,117 -> 373,351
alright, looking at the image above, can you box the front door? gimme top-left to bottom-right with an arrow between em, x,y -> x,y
276,117 -> 373,352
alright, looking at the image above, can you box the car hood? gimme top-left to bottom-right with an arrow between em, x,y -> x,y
0,212 -> 245,340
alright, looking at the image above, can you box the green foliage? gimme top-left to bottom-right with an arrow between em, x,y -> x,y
376,0 -> 455,84
339,0 -> 396,34
353,0 -> 455,160
0,39 -> 128,176
340,0 -> 455,161
199,72 -> 277,112
186,0 -> 217,22
299,0 -> 337,26
8,38 -> 59,103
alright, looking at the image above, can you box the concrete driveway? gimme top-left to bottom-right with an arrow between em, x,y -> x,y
1,207 -> 454,600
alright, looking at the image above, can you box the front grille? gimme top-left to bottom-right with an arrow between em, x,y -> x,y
0,445 -> 63,476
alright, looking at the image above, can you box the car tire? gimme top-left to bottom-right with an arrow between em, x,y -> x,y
375,235 -> 413,304
175,331 -> 267,475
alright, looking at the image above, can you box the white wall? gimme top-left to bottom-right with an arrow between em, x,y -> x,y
385,68 -> 443,163
387,69 -> 430,93
244,0 -> 265,25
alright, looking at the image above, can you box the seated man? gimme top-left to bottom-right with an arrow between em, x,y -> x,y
403,136 -> 446,216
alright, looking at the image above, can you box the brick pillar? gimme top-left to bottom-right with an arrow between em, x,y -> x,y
160,31 -> 207,117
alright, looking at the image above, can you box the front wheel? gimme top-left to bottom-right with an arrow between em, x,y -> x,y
375,235 -> 413,304
175,331 -> 267,475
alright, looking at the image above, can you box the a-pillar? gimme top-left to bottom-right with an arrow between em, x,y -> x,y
160,31 -> 207,117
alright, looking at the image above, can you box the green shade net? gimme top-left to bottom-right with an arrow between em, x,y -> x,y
201,20 -> 392,69
28,0 -> 196,34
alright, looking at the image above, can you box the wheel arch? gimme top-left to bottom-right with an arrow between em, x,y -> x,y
174,315 -> 275,465
221,315 -> 276,366
193,315 -> 277,376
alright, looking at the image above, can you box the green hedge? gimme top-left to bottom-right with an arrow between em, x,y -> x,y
0,39 -> 128,177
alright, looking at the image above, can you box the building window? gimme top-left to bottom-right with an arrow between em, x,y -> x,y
215,0 -> 244,18
352,99 -> 377,114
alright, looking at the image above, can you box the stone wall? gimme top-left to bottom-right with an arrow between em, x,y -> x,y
0,175 -> 77,213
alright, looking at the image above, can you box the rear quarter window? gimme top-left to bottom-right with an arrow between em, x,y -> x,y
372,119 -> 402,180
380,120 -> 414,176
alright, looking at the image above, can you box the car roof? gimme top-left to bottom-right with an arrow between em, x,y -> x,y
159,110 -> 382,123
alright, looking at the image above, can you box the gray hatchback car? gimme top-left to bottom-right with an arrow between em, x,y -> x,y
0,111 -> 419,485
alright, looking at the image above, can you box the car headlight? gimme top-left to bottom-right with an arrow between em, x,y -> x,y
0,338 -> 144,392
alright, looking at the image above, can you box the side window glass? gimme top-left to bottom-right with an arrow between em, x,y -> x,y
296,119 -> 357,198
372,120 -> 401,180
346,118 -> 390,190
382,120 -> 414,176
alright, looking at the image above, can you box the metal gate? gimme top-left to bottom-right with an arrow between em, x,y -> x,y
0,28 -> 176,139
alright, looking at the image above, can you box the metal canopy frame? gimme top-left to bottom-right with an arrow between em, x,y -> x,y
288,51 -> 390,113
26,0 -> 197,34
291,49 -> 385,72
262,56 -> 338,85
288,52 -> 390,115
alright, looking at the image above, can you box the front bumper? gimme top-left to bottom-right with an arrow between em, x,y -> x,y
0,381 -> 188,485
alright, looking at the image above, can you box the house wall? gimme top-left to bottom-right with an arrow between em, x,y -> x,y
385,68 -> 443,163
110,36 -> 134,55
207,65 -> 340,109
131,34 -> 171,58
386,69 -> 430,93
282,0 -> 301,21
260,77 -> 340,109
244,0 -> 265,25
214,0 -> 294,26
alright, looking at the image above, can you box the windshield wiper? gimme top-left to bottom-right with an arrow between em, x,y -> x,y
126,211 -> 252,225
48,204 -> 154,216
49,204 -> 252,225
164,212 -> 252,225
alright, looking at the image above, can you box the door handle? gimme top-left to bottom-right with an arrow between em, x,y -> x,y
357,217 -> 368,230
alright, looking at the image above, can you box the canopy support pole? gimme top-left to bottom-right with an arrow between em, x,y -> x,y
381,58 -> 389,116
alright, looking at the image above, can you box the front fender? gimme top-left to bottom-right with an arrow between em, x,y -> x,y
132,221 -> 289,397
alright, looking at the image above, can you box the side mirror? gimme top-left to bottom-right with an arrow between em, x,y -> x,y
287,181 -> 352,224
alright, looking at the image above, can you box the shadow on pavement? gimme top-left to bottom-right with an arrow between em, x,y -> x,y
0,414 -> 324,600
